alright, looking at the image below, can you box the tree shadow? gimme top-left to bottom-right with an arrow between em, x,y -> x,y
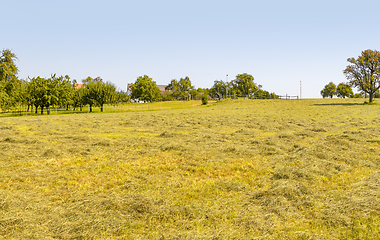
313,103 -> 363,106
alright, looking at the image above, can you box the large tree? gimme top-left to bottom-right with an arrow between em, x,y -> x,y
0,49 -> 20,111
130,75 -> 161,102
343,49 -> 380,103
321,82 -> 336,98
231,73 -> 258,98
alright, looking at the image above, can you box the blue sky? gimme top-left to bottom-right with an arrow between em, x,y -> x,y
2,0 -> 379,98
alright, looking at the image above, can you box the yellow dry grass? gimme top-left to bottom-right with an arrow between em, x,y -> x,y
1,98 -> 380,239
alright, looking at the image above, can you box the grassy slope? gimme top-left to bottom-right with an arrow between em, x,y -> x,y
1,99 -> 380,239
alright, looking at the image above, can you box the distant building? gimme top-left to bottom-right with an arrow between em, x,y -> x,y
126,83 -> 132,95
156,85 -> 167,95
74,84 -> 85,90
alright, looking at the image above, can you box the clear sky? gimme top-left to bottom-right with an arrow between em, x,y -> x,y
2,0 -> 379,98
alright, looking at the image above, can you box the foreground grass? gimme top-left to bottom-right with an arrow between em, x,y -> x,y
1,98 -> 380,239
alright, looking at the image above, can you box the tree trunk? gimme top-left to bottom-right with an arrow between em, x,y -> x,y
41,106 -> 44,115
27,105 -> 30,112
90,105 -> 92,112
35,105 -> 38,114
100,104 -> 103,112
66,104 -> 69,111
47,106 -> 50,115
80,105 -> 82,111
369,92 -> 374,103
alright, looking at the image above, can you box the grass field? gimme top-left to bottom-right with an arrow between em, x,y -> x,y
1,98 -> 380,239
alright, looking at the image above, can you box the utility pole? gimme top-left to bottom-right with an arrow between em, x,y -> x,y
226,74 -> 228,98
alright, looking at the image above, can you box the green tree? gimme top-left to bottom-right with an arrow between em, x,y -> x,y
336,83 -> 353,98
82,77 -> 97,112
189,88 -> 199,100
82,77 -> 117,112
27,77 -> 39,113
131,75 -> 161,102
231,73 -> 258,98
165,77 -> 194,100
179,76 -> 193,99
117,90 -> 130,104
321,82 -> 336,98
0,49 -> 19,111
201,94 -> 208,105
343,49 -> 380,103
73,86 -> 86,111
255,89 -> 270,99
28,75 -> 73,115
165,79 -> 182,100
27,76 -> 57,114
161,91 -> 174,101
57,75 -> 74,110
211,80 -> 227,99
0,83 -> 11,111
0,49 -> 18,82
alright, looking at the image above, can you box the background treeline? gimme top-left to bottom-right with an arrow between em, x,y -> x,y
131,73 -> 278,102
320,82 -> 380,99
0,49 -> 278,114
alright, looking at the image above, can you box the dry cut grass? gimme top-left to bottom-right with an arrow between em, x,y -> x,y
1,98 -> 380,239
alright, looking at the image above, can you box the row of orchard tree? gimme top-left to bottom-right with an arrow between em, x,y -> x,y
130,73 -> 278,102
0,49 -> 126,114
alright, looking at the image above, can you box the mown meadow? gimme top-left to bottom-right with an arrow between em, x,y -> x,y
1,99 -> 380,239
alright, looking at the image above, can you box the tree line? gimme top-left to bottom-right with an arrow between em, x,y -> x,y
3,48 -> 380,114
1,49 -> 278,114
0,49 -> 128,114
130,73 -> 278,102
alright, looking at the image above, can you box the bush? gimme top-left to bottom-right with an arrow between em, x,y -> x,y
201,94 -> 208,105
351,93 -> 364,98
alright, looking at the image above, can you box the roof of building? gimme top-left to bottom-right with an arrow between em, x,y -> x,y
74,84 -> 85,90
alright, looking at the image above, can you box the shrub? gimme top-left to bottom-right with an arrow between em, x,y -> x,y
201,94 -> 208,105
351,93 -> 364,98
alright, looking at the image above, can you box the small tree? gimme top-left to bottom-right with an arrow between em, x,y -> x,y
336,83 -> 353,98
321,82 -> 336,98
201,94 -> 208,105
343,49 -> 380,103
